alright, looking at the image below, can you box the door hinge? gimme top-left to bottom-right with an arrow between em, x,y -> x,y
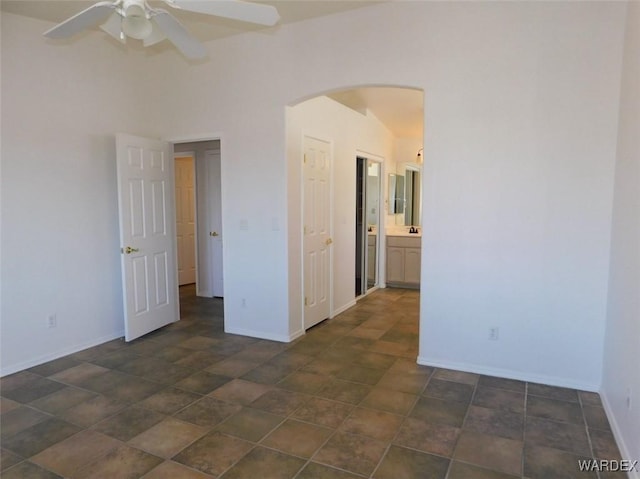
303,225 -> 307,235
303,154 -> 307,164
304,297 -> 308,306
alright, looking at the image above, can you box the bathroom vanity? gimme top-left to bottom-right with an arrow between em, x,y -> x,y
386,234 -> 421,288
386,157 -> 422,289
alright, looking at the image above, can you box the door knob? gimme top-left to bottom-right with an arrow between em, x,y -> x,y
122,246 -> 139,254
210,231 -> 219,237
325,238 -> 333,245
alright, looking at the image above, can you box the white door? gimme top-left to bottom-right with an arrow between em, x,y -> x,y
303,136 -> 332,329
116,133 -> 179,341
175,155 -> 196,285
206,149 -> 224,297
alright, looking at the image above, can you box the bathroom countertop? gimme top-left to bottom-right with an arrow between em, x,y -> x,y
386,228 -> 422,237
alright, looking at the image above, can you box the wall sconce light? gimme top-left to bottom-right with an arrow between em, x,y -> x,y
416,148 -> 424,165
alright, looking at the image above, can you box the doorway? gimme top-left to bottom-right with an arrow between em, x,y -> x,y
355,156 -> 381,297
288,86 -> 424,337
173,140 -> 224,300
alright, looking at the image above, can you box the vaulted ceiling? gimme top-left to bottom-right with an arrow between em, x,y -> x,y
1,0 -> 382,42
2,0 -> 422,138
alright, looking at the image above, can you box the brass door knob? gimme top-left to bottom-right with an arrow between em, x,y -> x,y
325,238 -> 333,245
122,246 -> 139,254
210,231 -> 219,237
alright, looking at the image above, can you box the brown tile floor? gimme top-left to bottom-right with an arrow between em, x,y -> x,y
0,286 -> 624,478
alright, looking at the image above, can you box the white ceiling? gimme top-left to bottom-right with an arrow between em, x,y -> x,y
0,0 -> 383,42
1,0 -> 423,138
328,87 -> 423,139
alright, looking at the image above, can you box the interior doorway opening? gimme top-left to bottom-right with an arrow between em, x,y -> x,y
287,85 -> 424,335
173,140 -> 224,301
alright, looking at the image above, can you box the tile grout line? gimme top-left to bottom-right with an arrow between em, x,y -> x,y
521,381 -> 528,479
442,373 -> 480,479
369,365 -> 436,478
579,390 -> 603,479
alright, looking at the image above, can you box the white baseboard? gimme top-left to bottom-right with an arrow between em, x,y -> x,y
416,356 -> 600,392
600,393 -> 640,479
0,330 -> 125,377
224,326 -> 301,343
289,328 -> 305,342
196,287 -> 212,297
332,300 -> 357,317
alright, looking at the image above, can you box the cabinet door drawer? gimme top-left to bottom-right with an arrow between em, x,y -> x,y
404,248 -> 421,284
387,236 -> 421,248
386,247 -> 405,283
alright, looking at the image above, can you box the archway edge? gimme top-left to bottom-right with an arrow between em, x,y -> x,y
287,83 -> 424,107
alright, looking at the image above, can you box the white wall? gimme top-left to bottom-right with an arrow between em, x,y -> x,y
417,3 -> 626,390
137,3 -> 624,379
602,1 -> 640,469
0,1 -> 628,401
286,96 -> 395,334
0,13 -> 150,374
156,2 -> 624,389
394,139 -> 423,170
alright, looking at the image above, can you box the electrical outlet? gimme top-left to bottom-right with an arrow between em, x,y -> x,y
489,327 -> 499,341
241,298 -> 246,308
47,314 -> 57,328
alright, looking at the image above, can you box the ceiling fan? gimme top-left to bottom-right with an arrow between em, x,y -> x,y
43,0 -> 280,59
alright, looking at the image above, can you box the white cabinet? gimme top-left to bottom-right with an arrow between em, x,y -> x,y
404,248 -> 421,284
386,236 -> 421,288
386,247 -> 405,283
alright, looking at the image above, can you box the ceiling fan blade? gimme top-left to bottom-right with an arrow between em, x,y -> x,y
100,12 -> 126,43
43,1 -> 117,39
166,0 -> 279,26
143,21 -> 167,47
152,10 -> 206,59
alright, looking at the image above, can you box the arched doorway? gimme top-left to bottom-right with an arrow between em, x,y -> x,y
286,86 -> 424,334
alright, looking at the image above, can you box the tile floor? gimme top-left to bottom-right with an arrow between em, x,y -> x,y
0,286 -> 624,478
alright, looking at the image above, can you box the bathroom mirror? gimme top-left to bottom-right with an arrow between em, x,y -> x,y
403,164 -> 421,226
392,164 -> 421,226
388,173 -> 405,214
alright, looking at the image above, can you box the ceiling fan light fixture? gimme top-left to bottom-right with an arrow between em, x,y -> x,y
43,0 -> 279,60
122,2 -> 152,40
143,20 -> 166,47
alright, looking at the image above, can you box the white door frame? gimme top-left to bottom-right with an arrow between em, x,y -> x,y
356,150 -> 385,295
